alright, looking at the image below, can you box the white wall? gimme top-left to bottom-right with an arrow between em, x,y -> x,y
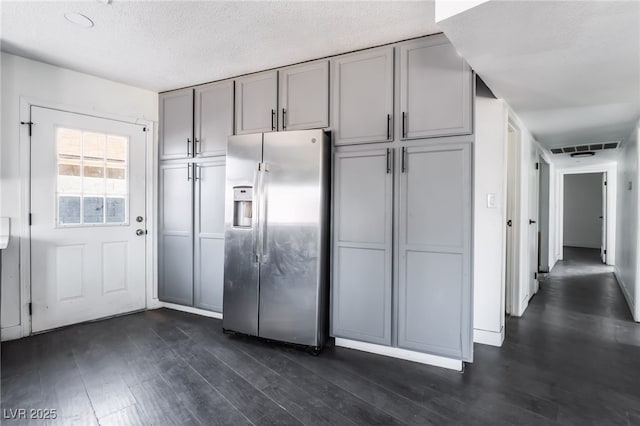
563,173 -> 603,249
615,121 -> 640,321
473,95 -> 508,346
1,53 -> 158,340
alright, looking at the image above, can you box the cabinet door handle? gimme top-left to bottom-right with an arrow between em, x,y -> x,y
401,147 -> 407,173
187,138 -> 192,157
387,114 -> 391,140
402,112 -> 407,139
282,108 -> 287,130
195,138 -> 201,155
187,163 -> 192,181
195,164 -> 201,181
271,109 -> 276,131
386,148 -> 392,174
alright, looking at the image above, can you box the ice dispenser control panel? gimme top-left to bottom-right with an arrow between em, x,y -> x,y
233,186 -> 253,228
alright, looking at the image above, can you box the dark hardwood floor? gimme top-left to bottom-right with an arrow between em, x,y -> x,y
2,247 -> 640,425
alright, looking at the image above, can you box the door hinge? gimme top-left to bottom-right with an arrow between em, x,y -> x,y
28,302 -> 32,316
535,162 -> 539,170
28,213 -> 32,226
604,249 -> 607,254
534,272 -> 538,280
604,181 -> 607,186
21,121 -> 34,136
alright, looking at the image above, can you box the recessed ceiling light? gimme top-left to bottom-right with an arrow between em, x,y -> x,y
64,12 -> 94,28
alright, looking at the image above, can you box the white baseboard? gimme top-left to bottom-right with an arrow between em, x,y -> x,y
473,327 -> 504,347
614,268 -> 638,322
334,338 -> 462,371
1,325 -> 22,342
563,243 -> 600,249
159,302 -> 223,320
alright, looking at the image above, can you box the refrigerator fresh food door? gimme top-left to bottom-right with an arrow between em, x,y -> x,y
259,130 -> 330,346
223,133 -> 263,335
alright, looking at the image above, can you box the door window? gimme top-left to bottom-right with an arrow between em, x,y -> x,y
56,128 -> 129,226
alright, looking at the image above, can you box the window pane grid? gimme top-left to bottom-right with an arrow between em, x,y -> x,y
56,128 -> 129,226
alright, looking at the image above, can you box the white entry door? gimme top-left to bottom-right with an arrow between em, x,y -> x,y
30,106 -> 147,333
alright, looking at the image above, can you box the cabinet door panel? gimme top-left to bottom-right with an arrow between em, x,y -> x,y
280,61 -> 329,131
159,163 -> 193,306
332,47 -> 394,145
160,89 -> 193,160
194,159 -> 226,312
332,149 -> 392,345
235,71 -> 278,134
398,143 -> 471,360
400,35 -> 472,139
195,81 -> 234,157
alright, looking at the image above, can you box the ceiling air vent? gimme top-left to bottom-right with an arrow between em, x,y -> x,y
550,141 -> 620,155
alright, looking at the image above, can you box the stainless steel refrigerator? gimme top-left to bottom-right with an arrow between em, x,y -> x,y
223,129 -> 330,350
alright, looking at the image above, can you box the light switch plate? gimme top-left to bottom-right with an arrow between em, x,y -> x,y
487,193 -> 496,208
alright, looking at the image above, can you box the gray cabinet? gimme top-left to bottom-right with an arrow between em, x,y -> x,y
160,89 -> 194,160
397,143 -> 472,360
332,47 -> 394,145
195,81 -> 234,157
279,61 -> 329,131
159,162 -> 194,305
399,36 -> 473,140
332,148 -> 393,345
194,158 -> 226,312
235,71 -> 278,134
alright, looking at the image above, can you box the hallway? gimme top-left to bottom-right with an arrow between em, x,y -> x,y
2,248 -> 640,425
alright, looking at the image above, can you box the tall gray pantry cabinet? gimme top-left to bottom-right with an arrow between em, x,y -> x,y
331,34 -> 474,362
158,80 -> 232,311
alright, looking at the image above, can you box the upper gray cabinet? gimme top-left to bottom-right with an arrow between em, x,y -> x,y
159,88 -> 194,160
399,35 -> 473,140
194,80 -> 234,157
279,61 -> 329,131
235,71 -> 278,134
332,47 -> 394,145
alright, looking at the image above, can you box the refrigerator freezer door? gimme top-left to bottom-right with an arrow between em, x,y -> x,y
259,130 -> 330,346
223,133 -> 263,335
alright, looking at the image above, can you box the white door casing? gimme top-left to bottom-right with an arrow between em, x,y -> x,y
30,106 -> 147,332
601,172 -> 608,264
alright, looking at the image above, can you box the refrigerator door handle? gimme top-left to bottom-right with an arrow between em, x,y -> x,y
260,162 -> 269,263
252,165 -> 261,263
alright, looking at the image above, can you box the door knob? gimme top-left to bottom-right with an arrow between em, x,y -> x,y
507,220 -> 512,227
136,229 -> 146,236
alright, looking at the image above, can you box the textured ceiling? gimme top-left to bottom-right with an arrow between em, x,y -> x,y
1,1 -> 438,92
438,0 -> 640,150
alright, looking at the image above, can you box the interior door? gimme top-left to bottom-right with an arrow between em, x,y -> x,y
601,172 -> 608,263
528,147 -> 540,296
30,106 -> 147,333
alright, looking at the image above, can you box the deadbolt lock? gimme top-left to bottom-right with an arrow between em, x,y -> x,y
136,216 -> 144,222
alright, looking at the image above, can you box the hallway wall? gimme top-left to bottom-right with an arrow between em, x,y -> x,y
563,173 -> 603,249
615,120 -> 640,321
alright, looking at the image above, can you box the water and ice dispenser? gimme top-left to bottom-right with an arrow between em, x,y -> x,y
233,186 -> 253,228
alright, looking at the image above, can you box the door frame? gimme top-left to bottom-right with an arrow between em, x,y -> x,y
555,163 -> 617,266
18,97 -> 157,338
